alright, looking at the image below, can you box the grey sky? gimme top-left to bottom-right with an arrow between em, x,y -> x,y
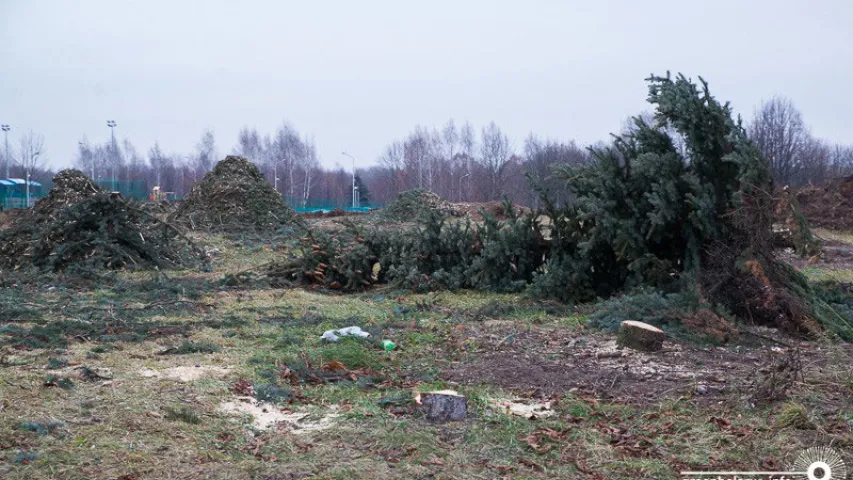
2,0 -> 851,170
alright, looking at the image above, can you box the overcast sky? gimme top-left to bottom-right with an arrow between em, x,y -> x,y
2,0 -> 851,170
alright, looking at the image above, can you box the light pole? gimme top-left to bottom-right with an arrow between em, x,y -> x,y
273,158 -> 287,197
1,124 -> 9,179
125,142 -> 130,192
107,120 -> 117,191
342,151 -> 357,209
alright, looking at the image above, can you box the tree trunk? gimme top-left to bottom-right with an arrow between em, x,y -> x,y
418,390 -> 467,422
617,320 -> 665,352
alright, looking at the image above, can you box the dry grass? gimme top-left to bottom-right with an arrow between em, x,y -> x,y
2,228 -> 853,479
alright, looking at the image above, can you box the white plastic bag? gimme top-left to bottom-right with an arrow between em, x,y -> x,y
321,326 -> 370,342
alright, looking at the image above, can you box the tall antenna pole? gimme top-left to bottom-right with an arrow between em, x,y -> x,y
107,120 -> 117,190
1,125 -> 10,178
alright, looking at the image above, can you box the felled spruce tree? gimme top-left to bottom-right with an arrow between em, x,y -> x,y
532,73 -> 841,337
267,201 -> 546,293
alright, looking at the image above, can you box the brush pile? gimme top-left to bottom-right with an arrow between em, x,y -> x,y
793,176 -> 853,230
169,156 -> 298,232
381,189 -> 462,221
0,169 -> 205,272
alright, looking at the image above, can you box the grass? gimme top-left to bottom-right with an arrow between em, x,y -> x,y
163,405 -> 203,424
774,402 -> 815,430
2,228 -> 853,479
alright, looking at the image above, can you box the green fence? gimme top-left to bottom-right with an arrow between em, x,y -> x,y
283,196 -> 381,213
0,179 -> 44,210
96,179 -> 149,200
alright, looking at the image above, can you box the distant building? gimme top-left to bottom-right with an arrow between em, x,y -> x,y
0,178 -> 43,210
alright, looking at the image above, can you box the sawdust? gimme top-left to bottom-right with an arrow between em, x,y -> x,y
218,397 -> 340,433
490,399 -> 555,419
140,365 -> 233,382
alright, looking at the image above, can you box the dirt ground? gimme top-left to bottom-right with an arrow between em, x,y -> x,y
445,326 -> 790,402
2,221 -> 853,479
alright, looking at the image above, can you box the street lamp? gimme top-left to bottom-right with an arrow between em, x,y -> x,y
107,120 -> 117,191
273,158 -> 287,196
1,124 -> 9,179
341,152 -> 357,209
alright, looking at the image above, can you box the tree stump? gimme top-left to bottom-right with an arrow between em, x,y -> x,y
418,390 -> 467,422
617,320 -> 665,352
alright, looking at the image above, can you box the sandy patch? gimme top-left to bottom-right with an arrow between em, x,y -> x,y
219,397 -> 340,433
491,398 -> 555,419
140,365 -> 233,382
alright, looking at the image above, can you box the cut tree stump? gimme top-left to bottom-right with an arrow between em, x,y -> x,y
417,390 -> 467,422
617,320 -> 665,352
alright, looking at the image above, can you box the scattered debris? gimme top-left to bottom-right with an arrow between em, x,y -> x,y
416,390 -> 467,422
617,320 -> 665,352
748,349 -> 802,405
19,421 -> 64,435
169,156 -> 299,232
321,326 -> 370,342
157,341 -> 221,355
78,366 -> 113,381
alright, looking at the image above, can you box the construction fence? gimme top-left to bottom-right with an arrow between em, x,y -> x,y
283,196 -> 380,213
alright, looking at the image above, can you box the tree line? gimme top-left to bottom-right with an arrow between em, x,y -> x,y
2,96 -> 851,207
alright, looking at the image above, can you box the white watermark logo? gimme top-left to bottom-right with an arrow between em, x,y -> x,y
680,447 -> 847,480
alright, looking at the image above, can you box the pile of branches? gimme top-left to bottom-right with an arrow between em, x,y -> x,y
266,204 -> 546,293
381,189 -> 462,221
33,169 -> 102,213
169,156 -> 298,232
266,73 -> 853,340
793,176 -> 853,230
0,169 -> 206,272
773,187 -> 821,256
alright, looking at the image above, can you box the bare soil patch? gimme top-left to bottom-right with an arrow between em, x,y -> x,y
443,324 -> 837,404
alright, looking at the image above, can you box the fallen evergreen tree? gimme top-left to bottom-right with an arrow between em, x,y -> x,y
261,73 -> 852,340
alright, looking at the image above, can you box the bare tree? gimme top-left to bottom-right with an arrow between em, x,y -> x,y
379,140 -> 405,196
299,140 -> 320,208
194,130 -> 217,179
523,135 -> 589,207
17,130 -> 47,179
828,144 -> 853,178
748,97 -> 811,187
479,122 -> 511,200
148,143 -> 166,187
799,137 -> 830,186
236,127 -> 263,161
404,126 -> 431,190
459,122 -> 475,200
